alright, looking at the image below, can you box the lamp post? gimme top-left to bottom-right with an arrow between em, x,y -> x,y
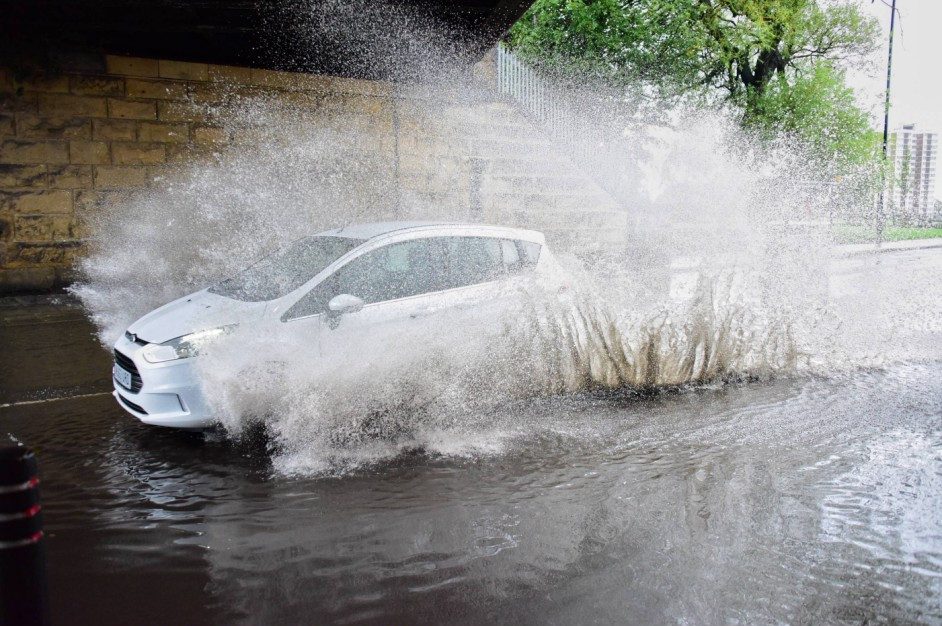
876,0 -> 898,246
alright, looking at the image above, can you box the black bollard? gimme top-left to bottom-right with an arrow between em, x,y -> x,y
0,447 -> 49,626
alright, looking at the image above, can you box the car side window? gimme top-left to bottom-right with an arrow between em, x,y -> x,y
515,240 -> 541,270
501,239 -> 521,273
283,238 -> 447,320
442,237 -> 505,289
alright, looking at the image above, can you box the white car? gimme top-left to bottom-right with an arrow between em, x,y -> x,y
112,221 -> 559,429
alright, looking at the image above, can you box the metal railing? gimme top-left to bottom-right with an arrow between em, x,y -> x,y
496,44 -> 642,207
495,43 -> 589,167
497,45 -> 885,233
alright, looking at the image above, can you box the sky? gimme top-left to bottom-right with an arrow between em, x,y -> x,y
848,0 -> 941,199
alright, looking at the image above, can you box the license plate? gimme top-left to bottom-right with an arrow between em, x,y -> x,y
114,364 -> 133,389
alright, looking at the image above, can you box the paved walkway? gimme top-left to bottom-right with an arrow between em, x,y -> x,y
837,237 -> 942,256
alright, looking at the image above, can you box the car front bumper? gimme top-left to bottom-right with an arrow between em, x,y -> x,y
112,335 -> 215,429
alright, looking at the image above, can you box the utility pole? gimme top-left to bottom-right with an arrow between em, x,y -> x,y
876,0 -> 897,246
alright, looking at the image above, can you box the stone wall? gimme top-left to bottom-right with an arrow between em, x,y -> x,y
0,51 -> 625,294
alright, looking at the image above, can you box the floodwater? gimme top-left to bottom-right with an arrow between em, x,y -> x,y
2,247 -> 941,625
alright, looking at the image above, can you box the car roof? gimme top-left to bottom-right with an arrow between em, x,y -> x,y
317,221 -> 545,243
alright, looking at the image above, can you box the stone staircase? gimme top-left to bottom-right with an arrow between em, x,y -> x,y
395,92 -> 629,251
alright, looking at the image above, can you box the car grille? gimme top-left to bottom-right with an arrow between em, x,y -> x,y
114,350 -> 143,393
117,394 -> 148,415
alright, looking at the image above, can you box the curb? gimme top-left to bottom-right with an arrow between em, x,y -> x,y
836,238 -> 942,257
0,293 -> 80,309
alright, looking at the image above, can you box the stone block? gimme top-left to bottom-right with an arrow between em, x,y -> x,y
148,163 -> 179,182
157,100 -> 210,123
277,90 -> 322,110
69,141 -> 109,165
15,114 -> 92,140
163,143 -> 193,162
0,267 -> 58,292
13,214 -> 75,242
126,78 -> 187,101
192,126 -> 228,144
188,82 -> 278,108
2,189 -> 72,213
227,126 -> 259,145
107,99 -> 157,120
64,243 -> 85,266
248,68 -> 332,92
0,140 -> 69,164
295,73 -> 335,93
0,93 -> 38,113
158,60 -> 209,82
73,189 -> 102,214
70,75 -> 125,96
19,74 -> 70,94
0,69 -> 13,93
75,189 -> 129,214
112,142 -> 165,165
330,94 -> 391,117
9,241 -> 82,266
0,114 -> 13,136
71,216 -> 91,240
52,50 -> 106,75
245,68 -> 280,88
92,119 -> 136,141
0,164 -> 46,188
105,55 -> 159,78
0,215 -> 11,241
37,93 -> 108,118
398,172 -> 432,190
184,83 -> 226,106
209,64 -> 253,84
94,166 -> 150,188
397,150 -> 434,174
47,165 -> 93,189
137,121 -> 188,143
330,76 -> 392,97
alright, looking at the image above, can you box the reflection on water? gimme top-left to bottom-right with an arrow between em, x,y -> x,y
5,361 -> 940,624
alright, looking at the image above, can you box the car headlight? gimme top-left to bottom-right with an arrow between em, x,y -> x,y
141,327 -> 233,363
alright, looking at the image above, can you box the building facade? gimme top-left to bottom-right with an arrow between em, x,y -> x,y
888,124 -> 938,223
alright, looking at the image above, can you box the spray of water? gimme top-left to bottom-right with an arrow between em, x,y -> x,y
70,0 -> 884,473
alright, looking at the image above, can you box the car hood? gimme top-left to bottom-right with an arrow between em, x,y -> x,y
126,290 -> 267,344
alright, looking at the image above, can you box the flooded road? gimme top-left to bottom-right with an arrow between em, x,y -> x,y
2,247 -> 941,625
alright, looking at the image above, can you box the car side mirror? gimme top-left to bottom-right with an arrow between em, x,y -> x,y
327,294 -> 364,317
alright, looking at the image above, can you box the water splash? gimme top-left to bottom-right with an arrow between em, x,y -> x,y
191,262 -> 828,475
69,0 -> 902,473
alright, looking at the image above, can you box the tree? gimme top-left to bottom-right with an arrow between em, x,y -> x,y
508,0 -> 879,109
747,62 -> 878,165
507,0 -> 706,94
508,0 -> 881,166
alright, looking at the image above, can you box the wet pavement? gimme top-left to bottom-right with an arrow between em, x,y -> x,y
0,296 -> 112,406
1,249 -> 941,625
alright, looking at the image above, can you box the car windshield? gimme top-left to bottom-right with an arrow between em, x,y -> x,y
210,236 -> 363,302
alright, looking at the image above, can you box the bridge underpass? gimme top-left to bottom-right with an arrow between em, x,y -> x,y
1,0 -> 534,78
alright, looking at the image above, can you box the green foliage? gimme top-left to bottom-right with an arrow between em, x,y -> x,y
832,225 -> 942,244
508,0 -> 705,92
509,0 -> 879,103
746,62 -> 879,166
508,0 -> 882,165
